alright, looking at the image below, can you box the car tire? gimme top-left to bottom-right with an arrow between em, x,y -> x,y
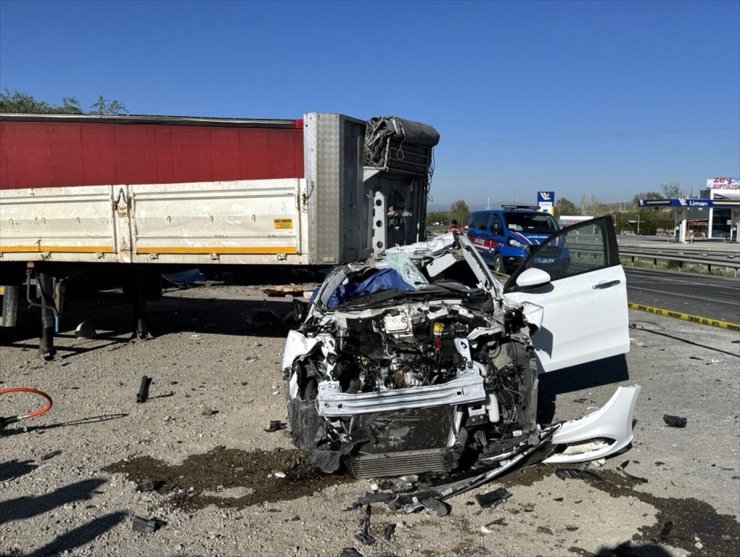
493,254 -> 505,274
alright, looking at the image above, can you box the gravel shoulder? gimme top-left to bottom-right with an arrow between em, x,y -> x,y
1,284 -> 738,556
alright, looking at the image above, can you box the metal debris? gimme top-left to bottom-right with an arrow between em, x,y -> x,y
555,468 -> 603,482
136,376 -> 152,404
264,420 -> 285,432
475,487 -> 512,508
421,497 -> 450,517
132,516 -> 163,533
383,523 -> 396,541
617,461 -> 648,484
338,549 -> 363,557
354,505 -> 376,546
663,414 -> 687,428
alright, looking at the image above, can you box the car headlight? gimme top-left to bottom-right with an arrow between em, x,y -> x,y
508,238 -> 525,248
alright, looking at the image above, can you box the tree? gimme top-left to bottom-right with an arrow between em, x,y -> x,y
660,182 -> 684,199
426,211 -> 449,225
0,89 -> 127,115
555,197 -> 579,217
449,200 -> 470,228
89,95 -> 128,115
633,191 -> 663,205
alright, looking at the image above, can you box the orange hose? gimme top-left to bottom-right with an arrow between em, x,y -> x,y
0,387 -> 53,421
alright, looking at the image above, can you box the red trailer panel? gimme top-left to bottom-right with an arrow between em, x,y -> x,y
0,120 -> 304,189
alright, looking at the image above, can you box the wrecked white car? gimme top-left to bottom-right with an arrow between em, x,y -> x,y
283,216 -> 639,509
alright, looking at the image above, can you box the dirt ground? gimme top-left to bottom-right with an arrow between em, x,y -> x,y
1,281 -> 738,556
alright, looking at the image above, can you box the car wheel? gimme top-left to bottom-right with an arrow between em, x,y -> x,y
493,254 -> 505,274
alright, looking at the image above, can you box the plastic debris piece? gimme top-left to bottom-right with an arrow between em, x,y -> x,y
264,420 -> 285,432
421,497 -> 450,517
555,468 -> 603,482
383,523 -> 396,540
310,450 -> 342,474
356,492 -> 395,505
74,321 -> 97,339
273,471 -> 287,479
537,526 -> 554,535
486,517 -> 507,527
475,487 -> 512,508
617,462 -> 648,484
137,376 -> 152,404
132,516 -> 163,533
40,449 -> 62,461
338,549 -> 363,557
663,414 -> 687,428
354,532 -> 376,546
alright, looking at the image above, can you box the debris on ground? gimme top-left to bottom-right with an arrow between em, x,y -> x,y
262,286 -> 306,298
132,516 -> 164,533
383,523 -> 396,541
136,375 -> 152,403
264,420 -> 286,432
354,505 -> 376,546
421,497 -> 451,517
555,468 -> 603,482
74,321 -> 97,339
617,460 -> 648,484
310,450 -> 342,474
537,526 -> 554,535
39,449 -> 62,461
201,407 -> 217,417
475,487 -> 512,508
338,548 -> 363,557
663,414 -> 688,428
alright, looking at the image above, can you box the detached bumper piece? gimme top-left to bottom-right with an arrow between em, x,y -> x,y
543,385 -> 641,464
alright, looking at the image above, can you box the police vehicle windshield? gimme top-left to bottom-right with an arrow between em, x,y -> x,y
504,212 -> 559,234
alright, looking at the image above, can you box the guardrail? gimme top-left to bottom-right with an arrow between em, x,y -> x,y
618,246 -> 740,274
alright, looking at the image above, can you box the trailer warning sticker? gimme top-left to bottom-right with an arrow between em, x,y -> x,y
273,218 -> 294,229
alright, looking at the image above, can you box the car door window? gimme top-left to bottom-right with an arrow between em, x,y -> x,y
505,217 -> 619,288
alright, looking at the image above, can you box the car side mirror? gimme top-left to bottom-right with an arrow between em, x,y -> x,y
515,267 -> 551,289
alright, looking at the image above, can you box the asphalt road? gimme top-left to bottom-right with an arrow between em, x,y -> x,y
625,267 -> 740,324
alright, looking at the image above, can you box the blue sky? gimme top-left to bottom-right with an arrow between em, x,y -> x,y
1,0 -> 738,208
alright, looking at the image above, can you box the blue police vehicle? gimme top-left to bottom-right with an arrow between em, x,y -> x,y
467,206 -> 563,273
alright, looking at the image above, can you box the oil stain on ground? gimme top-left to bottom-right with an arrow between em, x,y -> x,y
103,447 -> 353,511
500,464 -> 739,557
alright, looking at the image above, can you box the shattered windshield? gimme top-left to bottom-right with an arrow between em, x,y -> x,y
504,212 -> 558,234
